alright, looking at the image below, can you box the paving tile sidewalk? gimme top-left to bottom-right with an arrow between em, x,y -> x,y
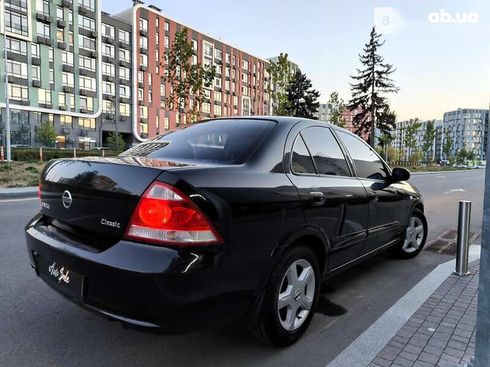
368,261 -> 479,367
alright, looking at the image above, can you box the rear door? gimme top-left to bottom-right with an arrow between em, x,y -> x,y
335,131 -> 408,254
286,126 -> 370,271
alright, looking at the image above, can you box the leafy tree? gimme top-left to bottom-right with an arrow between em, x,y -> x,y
284,70 -> 320,119
348,27 -> 399,146
467,150 -> 476,163
456,147 -> 468,164
387,146 -> 404,163
442,129 -> 453,161
36,121 -> 56,147
267,53 -> 293,116
410,150 -> 423,164
105,132 -> 125,150
378,132 -> 394,160
327,91 -> 346,127
163,27 -> 215,125
403,118 -> 422,162
422,120 -> 436,163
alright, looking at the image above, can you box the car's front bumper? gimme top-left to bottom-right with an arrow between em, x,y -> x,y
25,215 -> 253,331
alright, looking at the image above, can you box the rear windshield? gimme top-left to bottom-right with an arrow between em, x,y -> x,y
121,119 -> 276,164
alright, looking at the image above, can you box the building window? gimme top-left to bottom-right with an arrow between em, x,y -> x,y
57,28 -> 64,42
138,71 -> 144,83
202,102 -> 211,113
79,55 -> 96,71
62,72 -> 74,87
68,10 -> 73,24
5,10 -> 28,36
215,49 -> 222,60
102,43 -> 115,58
8,84 -> 28,101
102,100 -> 114,113
139,54 -> 148,67
139,18 -> 148,32
80,0 -> 95,11
38,89 -> 52,105
79,34 -> 96,51
6,60 -> 27,79
6,37 -> 27,56
79,15 -> 96,30
119,66 -> 129,80
140,36 -> 148,49
164,21 -> 170,31
102,62 -> 115,76
119,103 -> 130,116
32,65 -> 40,81
164,36 -> 170,49
204,43 -> 213,58
214,92 -> 222,103
119,85 -> 130,98
49,69 -> 54,84
59,115 -> 72,127
140,106 -> 148,118
57,7 -> 64,20
138,88 -> 144,101
68,31 -> 74,46
80,97 -> 94,111
80,76 -> 96,91
102,23 -> 115,39
37,22 -> 50,38
119,29 -> 130,43
79,117 -> 95,129
62,51 -> 74,66
242,60 -> 249,70
215,105 -> 222,116
119,49 -> 130,63
214,77 -> 222,88
31,43 -> 40,58
102,81 -> 115,95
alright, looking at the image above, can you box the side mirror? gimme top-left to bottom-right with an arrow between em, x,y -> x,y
391,167 -> 410,182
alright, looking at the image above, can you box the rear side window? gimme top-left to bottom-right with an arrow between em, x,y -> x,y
291,135 -> 316,174
337,131 -> 389,180
121,119 -> 276,164
301,127 -> 351,176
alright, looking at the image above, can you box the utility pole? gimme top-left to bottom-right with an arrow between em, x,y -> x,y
3,22 -> 11,161
471,104 -> 490,367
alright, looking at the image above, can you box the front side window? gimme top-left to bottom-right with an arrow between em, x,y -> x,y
301,127 -> 351,176
338,131 -> 389,180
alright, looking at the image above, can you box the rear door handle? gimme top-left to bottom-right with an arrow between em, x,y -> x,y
309,192 -> 326,206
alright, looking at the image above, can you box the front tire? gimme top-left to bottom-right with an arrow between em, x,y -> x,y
389,209 -> 427,259
248,245 -> 320,346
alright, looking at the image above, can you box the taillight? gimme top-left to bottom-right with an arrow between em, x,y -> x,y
125,181 -> 222,246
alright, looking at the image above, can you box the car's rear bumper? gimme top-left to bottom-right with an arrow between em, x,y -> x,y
25,215 -> 254,331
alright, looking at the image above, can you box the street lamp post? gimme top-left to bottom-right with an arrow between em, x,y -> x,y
3,24 -> 11,161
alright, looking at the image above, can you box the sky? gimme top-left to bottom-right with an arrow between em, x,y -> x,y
104,0 -> 490,121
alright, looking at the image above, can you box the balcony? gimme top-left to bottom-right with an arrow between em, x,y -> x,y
78,5 -> 89,14
57,19 -> 66,28
62,64 -> 74,72
32,80 -> 41,87
102,36 -> 114,44
63,86 -> 74,93
36,36 -> 51,46
57,41 -> 67,49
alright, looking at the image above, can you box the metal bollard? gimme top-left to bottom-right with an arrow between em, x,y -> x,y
454,200 -> 472,276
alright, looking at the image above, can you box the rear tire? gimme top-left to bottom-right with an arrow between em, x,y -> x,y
388,209 -> 427,259
248,245 -> 320,346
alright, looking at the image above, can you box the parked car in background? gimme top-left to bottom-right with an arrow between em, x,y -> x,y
26,117 -> 427,346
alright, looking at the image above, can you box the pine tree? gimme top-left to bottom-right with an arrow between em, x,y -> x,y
106,132 -> 125,151
348,27 -> 399,146
163,28 -> 215,125
284,70 -> 320,119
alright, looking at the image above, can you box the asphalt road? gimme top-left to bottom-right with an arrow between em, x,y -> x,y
0,170 -> 483,367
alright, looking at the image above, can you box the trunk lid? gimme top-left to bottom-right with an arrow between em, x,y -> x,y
39,157 -> 191,242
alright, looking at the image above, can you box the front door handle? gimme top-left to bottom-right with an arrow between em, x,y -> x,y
309,191 -> 326,206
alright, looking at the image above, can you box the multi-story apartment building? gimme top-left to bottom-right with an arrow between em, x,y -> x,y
98,11 -> 133,145
315,103 -> 330,122
442,108 -> 489,161
115,3 -> 271,141
0,1 -> 273,148
0,0 -> 102,149
392,119 -> 443,160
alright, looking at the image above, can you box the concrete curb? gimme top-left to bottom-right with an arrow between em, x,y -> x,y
326,245 -> 482,367
0,186 -> 38,199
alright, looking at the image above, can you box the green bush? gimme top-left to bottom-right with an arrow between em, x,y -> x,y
12,148 -> 123,162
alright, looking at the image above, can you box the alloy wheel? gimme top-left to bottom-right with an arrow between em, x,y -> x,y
402,216 -> 424,253
277,259 -> 316,331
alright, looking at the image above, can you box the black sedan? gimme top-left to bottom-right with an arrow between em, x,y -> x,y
26,117 -> 427,346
